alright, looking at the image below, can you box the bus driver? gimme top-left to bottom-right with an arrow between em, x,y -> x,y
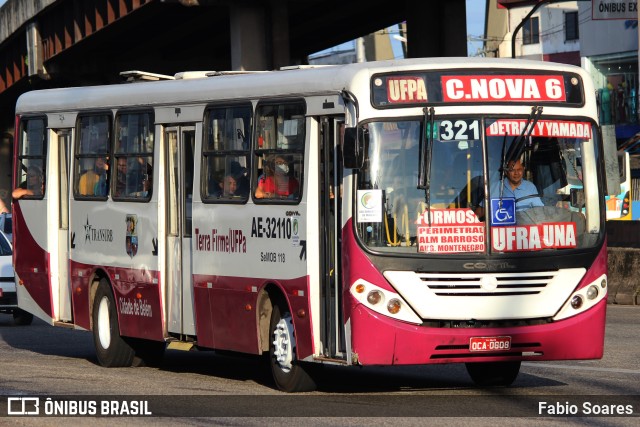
500,159 -> 544,211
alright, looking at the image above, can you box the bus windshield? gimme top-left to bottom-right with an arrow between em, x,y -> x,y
355,117 -> 601,255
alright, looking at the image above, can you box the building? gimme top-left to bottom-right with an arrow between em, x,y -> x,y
579,1 -> 639,142
486,0 -> 581,65
485,0 -> 638,143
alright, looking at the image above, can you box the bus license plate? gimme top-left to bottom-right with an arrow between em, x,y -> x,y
469,336 -> 511,352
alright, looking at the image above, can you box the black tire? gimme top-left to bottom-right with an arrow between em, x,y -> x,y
465,361 -> 521,387
126,338 -> 166,367
269,302 -> 316,392
92,279 -> 135,367
12,309 -> 33,326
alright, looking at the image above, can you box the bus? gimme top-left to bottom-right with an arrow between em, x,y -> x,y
605,151 -> 632,220
12,58 -> 609,392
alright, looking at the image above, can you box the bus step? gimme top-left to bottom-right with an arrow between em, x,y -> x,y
53,321 -> 76,329
166,341 -> 195,351
312,355 -> 349,365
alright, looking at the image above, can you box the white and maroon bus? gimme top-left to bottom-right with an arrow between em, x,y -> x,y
12,58 -> 608,392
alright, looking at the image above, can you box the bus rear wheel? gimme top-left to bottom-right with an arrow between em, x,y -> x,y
465,361 -> 521,386
92,279 -> 135,367
269,302 -> 316,392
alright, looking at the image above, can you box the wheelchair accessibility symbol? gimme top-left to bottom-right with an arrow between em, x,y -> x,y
490,198 -> 516,226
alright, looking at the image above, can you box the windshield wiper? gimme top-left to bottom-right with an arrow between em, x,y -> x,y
502,106 -> 543,170
419,107 -> 435,225
498,106 -> 543,201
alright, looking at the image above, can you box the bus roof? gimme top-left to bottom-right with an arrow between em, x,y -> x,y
16,57 -> 590,114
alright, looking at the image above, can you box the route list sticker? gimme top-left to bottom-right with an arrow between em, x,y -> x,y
417,208 -> 485,254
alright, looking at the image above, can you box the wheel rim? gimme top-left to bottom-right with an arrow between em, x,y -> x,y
97,296 -> 111,349
272,313 -> 295,373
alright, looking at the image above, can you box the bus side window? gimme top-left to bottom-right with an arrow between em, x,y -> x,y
112,112 -> 154,201
253,100 -> 305,202
15,117 -> 47,200
202,104 -> 251,203
74,114 -> 112,199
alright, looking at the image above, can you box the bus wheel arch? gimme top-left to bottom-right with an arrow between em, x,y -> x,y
91,276 -> 135,367
262,284 -> 316,392
257,286 -> 276,354
88,269 -> 109,330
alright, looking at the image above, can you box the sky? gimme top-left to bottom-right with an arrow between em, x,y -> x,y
0,0 -> 486,56
467,0 -> 487,56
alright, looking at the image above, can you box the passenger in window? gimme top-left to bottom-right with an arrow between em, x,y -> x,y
13,165 -> 44,199
140,171 -> 151,197
223,175 -> 239,196
255,155 -> 299,199
0,197 -> 8,214
79,156 -> 108,196
227,161 -> 249,197
114,158 -> 128,197
130,158 -> 152,197
208,170 -> 223,198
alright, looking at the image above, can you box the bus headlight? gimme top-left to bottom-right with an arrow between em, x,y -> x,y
570,295 -> 583,309
554,274 -> 607,321
349,279 -> 422,324
387,299 -> 401,314
367,290 -> 383,305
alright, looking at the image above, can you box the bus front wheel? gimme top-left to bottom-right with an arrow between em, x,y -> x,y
92,279 -> 135,367
269,302 -> 316,392
465,361 -> 521,386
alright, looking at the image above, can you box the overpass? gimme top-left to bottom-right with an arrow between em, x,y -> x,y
0,0 -> 468,200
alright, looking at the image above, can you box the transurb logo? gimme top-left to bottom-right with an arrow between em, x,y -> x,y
84,216 -> 113,244
126,214 -> 138,258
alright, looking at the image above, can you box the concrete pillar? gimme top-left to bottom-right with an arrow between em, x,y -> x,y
26,22 -> 46,77
270,0 -> 290,69
364,30 -> 395,61
230,5 -> 268,71
405,0 -> 467,58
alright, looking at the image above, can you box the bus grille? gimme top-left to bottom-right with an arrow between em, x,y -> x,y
417,271 -> 557,297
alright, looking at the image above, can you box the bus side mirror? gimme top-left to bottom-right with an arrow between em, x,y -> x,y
343,127 -> 366,169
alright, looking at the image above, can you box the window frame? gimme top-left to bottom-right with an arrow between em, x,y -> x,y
522,16 -> 540,45
564,11 -> 579,42
201,102 -> 253,204
15,116 -> 48,200
73,112 -> 113,200
252,99 -> 306,204
112,109 -> 155,202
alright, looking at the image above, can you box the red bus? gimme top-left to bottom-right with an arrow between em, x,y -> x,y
13,59 -> 608,391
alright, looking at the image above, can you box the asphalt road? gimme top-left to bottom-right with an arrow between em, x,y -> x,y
0,306 -> 638,426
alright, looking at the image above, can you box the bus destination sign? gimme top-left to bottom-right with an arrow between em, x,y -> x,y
372,70 -> 584,107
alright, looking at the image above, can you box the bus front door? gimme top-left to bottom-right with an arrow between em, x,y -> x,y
165,126 -> 196,338
55,130 -> 73,322
319,117 -> 345,358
